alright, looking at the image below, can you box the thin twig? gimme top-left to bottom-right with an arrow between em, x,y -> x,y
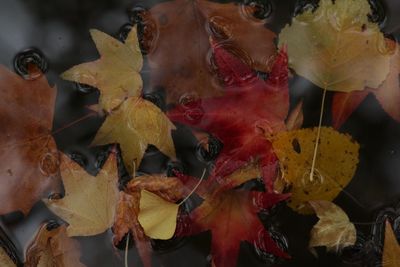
178,169 -> 206,206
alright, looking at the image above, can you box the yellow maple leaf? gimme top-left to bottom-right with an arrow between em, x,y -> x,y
309,201 -> 356,253
61,27 -> 143,112
44,153 -> 119,237
278,0 -> 395,92
272,127 -> 359,214
92,96 -> 176,173
383,221 -> 400,267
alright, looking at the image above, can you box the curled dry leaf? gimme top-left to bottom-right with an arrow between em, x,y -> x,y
272,127 -> 359,214
61,28 -> 143,112
92,96 -> 176,174
138,190 -> 180,240
0,66 -> 61,215
168,43 -> 289,191
44,153 -> 119,237
25,224 -> 85,267
279,0 -> 394,92
309,201 -> 356,253
141,0 -> 277,103
332,41 -> 400,128
0,248 -> 15,267
382,221 -> 400,267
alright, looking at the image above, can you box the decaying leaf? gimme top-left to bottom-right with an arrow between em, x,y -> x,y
141,0 -> 277,102
25,224 -> 85,267
92,97 -> 175,173
168,43 -> 289,191
176,165 -> 290,266
279,0 -> 394,92
272,127 -> 359,214
382,221 -> 400,267
138,190 -> 180,240
61,28 -> 143,112
309,201 -> 356,253
0,66 -> 61,215
44,153 -> 119,236
0,248 -> 15,267
332,41 -> 400,128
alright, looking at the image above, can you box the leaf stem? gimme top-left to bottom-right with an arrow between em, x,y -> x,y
124,234 -> 129,267
178,169 -> 206,206
309,88 -> 327,182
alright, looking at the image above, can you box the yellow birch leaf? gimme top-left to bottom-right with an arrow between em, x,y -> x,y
92,96 -> 176,173
138,190 -> 179,240
278,0 -> 394,92
44,153 -> 119,236
383,221 -> 400,267
0,248 -> 15,267
309,201 -> 356,253
272,127 -> 359,214
61,27 -> 143,112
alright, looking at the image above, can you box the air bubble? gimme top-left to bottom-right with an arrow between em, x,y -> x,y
178,92 -> 201,109
13,48 -> 48,80
184,107 -> 204,123
195,135 -> 223,163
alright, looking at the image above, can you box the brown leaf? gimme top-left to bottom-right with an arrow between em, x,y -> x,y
25,224 -> 85,267
0,66 -> 61,215
141,0 -> 277,103
382,221 -> 400,267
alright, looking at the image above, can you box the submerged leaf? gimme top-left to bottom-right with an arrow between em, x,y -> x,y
138,190 -> 179,240
272,127 -> 359,214
309,201 -> 356,253
0,66 -> 61,215
44,154 -> 119,236
382,221 -> 400,267
92,96 -> 176,173
279,0 -> 394,92
61,28 -> 143,111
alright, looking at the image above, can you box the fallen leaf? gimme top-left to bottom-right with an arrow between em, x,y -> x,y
279,0 -> 394,92
176,165 -> 290,266
0,65 -> 61,215
44,153 -> 119,236
141,0 -> 277,103
138,190 -> 180,240
309,201 -> 356,253
25,223 -> 85,267
332,41 -> 400,128
382,220 -> 400,267
61,27 -> 143,112
0,248 -> 15,267
92,96 -> 176,173
272,127 -> 359,214
168,43 -> 289,190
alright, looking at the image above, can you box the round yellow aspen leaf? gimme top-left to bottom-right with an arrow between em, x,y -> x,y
272,127 -> 359,214
138,190 -> 179,240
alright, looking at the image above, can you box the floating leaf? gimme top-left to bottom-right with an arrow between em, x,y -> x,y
92,96 -> 176,173
272,127 -> 359,214
44,153 -> 119,236
61,28 -> 143,111
309,201 -> 356,253
279,0 -> 394,92
0,65 -> 61,215
382,221 -> 400,267
138,190 -> 179,240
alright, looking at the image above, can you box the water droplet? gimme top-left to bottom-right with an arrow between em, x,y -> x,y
13,48 -> 48,80
184,107 -> 204,123
118,23 -> 134,43
243,0 -> 273,20
196,135 -> 223,163
178,92 -> 201,110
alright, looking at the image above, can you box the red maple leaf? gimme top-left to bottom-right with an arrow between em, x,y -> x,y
175,171 -> 290,267
168,43 -> 289,191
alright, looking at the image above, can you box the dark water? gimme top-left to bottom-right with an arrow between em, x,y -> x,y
0,0 -> 400,266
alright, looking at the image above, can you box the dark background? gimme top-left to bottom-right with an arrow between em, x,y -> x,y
0,0 -> 400,266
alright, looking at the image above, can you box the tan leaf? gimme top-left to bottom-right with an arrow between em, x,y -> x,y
309,201 -> 356,253
25,224 -> 85,267
382,221 -> 400,267
0,248 -> 15,267
272,127 -> 359,214
278,0 -> 394,92
44,153 -> 119,236
92,96 -> 176,173
61,28 -> 143,111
